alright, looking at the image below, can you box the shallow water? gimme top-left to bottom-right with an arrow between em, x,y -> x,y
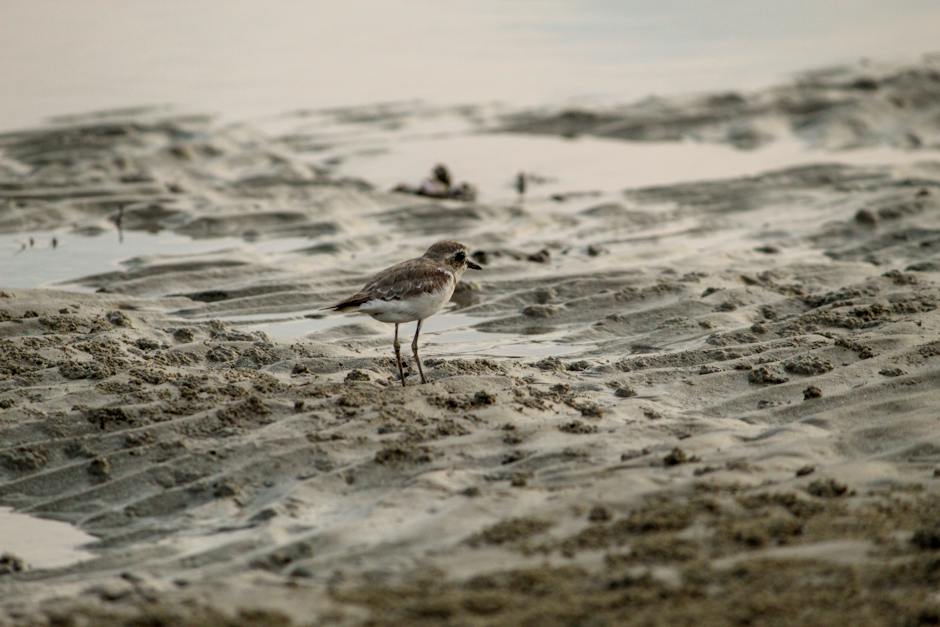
0,230 -> 314,290
0,507 -> 95,570
323,133 -> 940,200
240,310 -> 581,358
3,1 -> 940,130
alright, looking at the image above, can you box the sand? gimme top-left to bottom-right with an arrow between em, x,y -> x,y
2,58 -> 940,626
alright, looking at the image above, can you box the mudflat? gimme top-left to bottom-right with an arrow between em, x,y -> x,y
2,59 -> 940,626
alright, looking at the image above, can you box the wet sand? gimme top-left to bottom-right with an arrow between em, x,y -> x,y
3,58 -> 940,626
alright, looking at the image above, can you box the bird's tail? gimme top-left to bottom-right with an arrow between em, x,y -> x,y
322,295 -> 368,312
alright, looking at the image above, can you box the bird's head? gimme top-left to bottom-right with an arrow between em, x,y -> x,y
423,240 -> 482,275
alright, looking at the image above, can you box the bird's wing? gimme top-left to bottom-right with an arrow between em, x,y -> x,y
361,258 -> 454,300
329,258 -> 453,310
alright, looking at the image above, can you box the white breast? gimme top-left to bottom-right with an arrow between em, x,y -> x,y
359,280 -> 456,323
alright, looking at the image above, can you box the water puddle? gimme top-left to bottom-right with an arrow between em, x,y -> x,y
428,324 -> 580,359
0,507 -> 95,570
0,229 -> 313,291
229,309 -> 580,359
322,133 -> 940,200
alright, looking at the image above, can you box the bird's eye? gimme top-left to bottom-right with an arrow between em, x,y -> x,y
454,251 -> 466,262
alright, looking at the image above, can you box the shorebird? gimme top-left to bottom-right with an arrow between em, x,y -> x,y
326,240 -> 481,385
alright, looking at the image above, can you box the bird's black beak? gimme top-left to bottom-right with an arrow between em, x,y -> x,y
467,260 -> 482,270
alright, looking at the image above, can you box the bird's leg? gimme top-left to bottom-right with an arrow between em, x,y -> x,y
393,323 -> 406,386
412,319 -> 427,384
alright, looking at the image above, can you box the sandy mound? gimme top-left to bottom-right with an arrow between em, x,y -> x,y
502,58 -> 940,150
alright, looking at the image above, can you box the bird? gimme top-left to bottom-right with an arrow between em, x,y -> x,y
325,240 -> 481,386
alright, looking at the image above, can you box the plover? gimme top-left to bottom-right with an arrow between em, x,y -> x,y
326,240 -> 481,386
